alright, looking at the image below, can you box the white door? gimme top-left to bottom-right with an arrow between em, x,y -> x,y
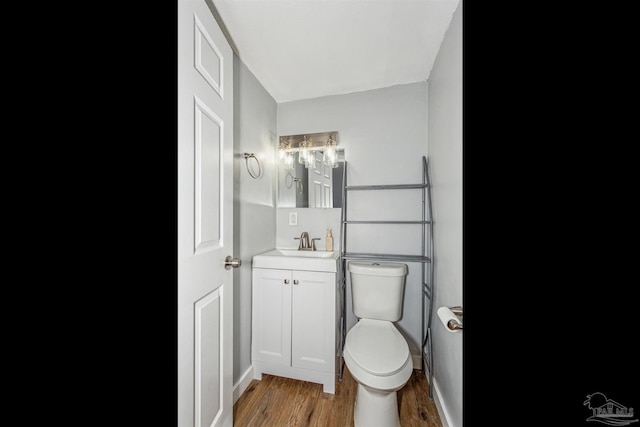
178,0 -> 234,426
308,152 -> 333,207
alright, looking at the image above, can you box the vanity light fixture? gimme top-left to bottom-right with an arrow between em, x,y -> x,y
278,132 -> 340,170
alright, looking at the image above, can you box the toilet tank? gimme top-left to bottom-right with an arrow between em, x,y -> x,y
348,261 -> 408,322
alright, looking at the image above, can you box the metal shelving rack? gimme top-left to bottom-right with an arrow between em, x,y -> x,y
337,156 -> 435,398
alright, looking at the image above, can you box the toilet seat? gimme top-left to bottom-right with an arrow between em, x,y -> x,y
344,319 -> 413,391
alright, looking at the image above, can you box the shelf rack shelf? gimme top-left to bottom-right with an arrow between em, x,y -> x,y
337,156 -> 435,398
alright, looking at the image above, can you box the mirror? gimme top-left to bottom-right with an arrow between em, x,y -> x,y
277,131 -> 344,208
277,156 -> 344,208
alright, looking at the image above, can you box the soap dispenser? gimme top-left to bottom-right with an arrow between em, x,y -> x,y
325,228 -> 334,251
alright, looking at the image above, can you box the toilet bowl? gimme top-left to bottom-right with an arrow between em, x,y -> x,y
344,319 -> 413,427
344,261 -> 412,427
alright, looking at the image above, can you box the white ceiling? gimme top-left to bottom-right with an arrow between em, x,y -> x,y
211,0 -> 460,103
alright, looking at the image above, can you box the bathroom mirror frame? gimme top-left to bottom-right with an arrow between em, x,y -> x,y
277,131 -> 345,209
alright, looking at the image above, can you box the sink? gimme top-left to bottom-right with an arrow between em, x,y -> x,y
269,249 -> 335,258
252,248 -> 339,272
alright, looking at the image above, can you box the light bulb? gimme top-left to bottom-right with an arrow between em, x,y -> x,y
306,151 -> 316,169
298,141 -> 308,165
323,146 -> 337,167
284,152 -> 294,170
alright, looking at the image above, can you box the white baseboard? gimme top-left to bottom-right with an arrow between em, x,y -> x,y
233,366 -> 254,405
432,377 -> 454,427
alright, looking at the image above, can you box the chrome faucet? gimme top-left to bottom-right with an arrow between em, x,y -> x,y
295,232 -> 311,250
294,232 -> 319,251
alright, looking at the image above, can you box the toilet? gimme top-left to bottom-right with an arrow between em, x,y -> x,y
344,261 -> 413,427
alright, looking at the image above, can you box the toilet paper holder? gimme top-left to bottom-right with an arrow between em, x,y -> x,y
445,306 -> 463,331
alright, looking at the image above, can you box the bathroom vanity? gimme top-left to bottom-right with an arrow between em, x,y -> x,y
251,249 -> 340,393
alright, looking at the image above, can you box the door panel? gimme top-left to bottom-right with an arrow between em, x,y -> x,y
194,96 -> 223,253
322,162 -> 332,207
291,271 -> 335,371
251,268 -> 292,365
311,180 -> 323,207
194,13 -> 223,97
195,289 -> 222,427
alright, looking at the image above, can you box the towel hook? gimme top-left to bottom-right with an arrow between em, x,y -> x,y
243,153 -> 262,179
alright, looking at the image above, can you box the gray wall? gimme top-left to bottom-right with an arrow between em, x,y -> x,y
232,54 -> 277,384
427,3 -> 462,427
277,83 -> 428,361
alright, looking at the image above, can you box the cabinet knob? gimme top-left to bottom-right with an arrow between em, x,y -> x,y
293,279 -> 299,285
284,279 -> 289,284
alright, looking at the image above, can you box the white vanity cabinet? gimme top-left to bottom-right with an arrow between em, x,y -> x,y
251,266 -> 338,393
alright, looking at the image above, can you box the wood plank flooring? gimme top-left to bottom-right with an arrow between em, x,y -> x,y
233,363 -> 442,427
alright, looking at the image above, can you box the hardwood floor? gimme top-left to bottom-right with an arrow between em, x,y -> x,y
233,362 -> 442,427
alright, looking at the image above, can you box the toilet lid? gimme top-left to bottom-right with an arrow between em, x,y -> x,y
345,319 -> 410,377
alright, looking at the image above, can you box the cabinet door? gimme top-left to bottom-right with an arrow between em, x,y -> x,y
291,271 -> 336,372
252,268 -> 292,365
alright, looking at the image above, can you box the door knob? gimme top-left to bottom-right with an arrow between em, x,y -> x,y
224,256 -> 242,270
